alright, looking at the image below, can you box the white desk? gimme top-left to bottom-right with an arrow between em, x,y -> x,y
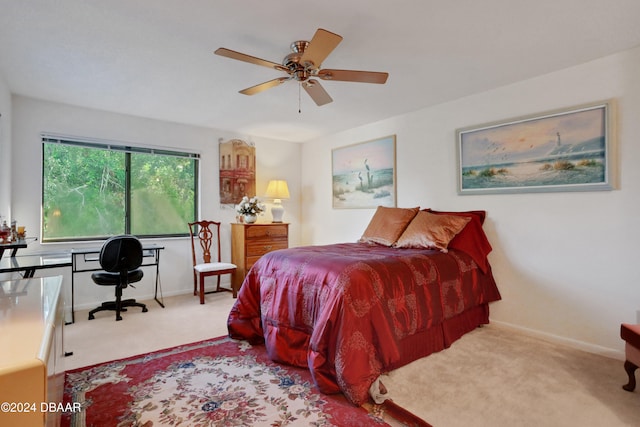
0,276 -> 65,427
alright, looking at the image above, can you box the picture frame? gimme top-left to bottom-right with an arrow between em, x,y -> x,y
332,135 -> 396,208
218,138 -> 256,205
456,101 -> 615,195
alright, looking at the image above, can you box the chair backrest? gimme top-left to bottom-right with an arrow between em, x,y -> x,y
188,220 -> 222,265
99,235 -> 143,273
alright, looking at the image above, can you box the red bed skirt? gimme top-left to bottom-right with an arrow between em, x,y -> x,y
385,304 -> 489,372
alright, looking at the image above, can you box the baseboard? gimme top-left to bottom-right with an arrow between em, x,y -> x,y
490,320 -> 625,361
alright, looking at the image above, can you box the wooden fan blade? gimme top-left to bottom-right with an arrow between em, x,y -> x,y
303,79 -> 333,106
317,69 -> 389,84
300,29 -> 343,69
215,48 -> 286,71
239,77 -> 289,95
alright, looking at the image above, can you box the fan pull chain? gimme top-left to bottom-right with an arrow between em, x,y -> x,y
298,83 -> 302,114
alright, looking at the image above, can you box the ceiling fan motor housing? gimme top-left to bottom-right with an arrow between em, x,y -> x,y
284,40 -> 315,81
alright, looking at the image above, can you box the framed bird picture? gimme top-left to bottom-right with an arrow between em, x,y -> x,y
331,135 -> 396,209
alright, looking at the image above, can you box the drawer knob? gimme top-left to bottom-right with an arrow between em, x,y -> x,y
264,245 -> 273,251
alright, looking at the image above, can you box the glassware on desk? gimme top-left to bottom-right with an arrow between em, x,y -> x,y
0,221 -> 9,243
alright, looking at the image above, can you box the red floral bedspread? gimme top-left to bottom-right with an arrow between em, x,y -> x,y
227,242 -> 501,405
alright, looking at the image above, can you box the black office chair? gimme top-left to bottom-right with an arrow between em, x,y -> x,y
88,235 -> 148,321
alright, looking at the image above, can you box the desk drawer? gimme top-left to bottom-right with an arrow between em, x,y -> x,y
246,224 -> 288,240
246,240 -> 288,257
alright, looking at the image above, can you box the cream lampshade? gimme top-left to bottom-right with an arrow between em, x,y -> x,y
265,180 -> 290,223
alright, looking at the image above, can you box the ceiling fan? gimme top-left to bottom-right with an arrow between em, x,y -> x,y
214,28 -> 389,107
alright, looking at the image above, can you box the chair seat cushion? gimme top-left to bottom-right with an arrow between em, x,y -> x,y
92,269 -> 144,286
194,262 -> 236,273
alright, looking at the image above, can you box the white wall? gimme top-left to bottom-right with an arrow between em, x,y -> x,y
0,74 -> 11,222
9,96 -> 301,318
301,46 -> 640,357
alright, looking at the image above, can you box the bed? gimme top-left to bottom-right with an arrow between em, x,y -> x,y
227,207 -> 501,405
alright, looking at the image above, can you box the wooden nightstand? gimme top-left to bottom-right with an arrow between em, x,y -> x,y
231,223 -> 289,293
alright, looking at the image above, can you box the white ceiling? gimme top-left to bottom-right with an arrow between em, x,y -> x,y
1,0 -> 640,142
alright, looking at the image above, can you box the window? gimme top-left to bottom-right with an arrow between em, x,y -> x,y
42,135 -> 199,242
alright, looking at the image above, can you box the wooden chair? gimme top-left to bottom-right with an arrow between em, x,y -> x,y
188,220 -> 237,303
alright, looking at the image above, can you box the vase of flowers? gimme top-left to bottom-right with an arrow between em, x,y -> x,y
235,196 -> 265,224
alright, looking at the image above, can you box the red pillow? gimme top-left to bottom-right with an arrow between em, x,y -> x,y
423,209 -> 492,273
427,209 -> 486,224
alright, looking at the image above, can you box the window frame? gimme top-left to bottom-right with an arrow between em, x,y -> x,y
41,134 -> 200,242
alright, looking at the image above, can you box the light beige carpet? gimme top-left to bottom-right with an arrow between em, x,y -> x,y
382,324 -> 640,427
66,295 -> 640,426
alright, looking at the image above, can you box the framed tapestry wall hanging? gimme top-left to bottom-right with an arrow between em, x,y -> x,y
219,138 -> 256,205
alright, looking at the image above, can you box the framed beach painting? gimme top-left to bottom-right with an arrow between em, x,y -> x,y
457,101 -> 615,195
332,135 -> 396,208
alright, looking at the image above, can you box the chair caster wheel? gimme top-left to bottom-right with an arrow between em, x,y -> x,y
116,316 -> 123,321
88,314 -> 95,320
142,307 -> 148,313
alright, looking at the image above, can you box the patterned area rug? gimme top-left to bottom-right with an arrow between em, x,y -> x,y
62,336 -> 429,426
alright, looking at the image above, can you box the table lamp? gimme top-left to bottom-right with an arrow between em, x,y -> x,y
265,180 -> 290,223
